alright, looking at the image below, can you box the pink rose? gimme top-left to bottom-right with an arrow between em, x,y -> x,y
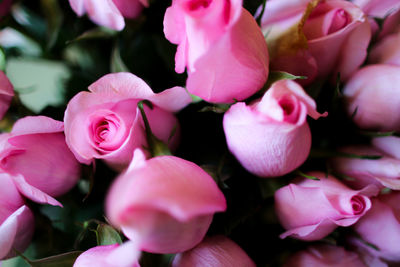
73,244 -> 140,267
0,116 -> 81,206
68,0 -> 148,31
330,140 -> 400,190
223,80 -> 327,178
275,172 -> 377,241
0,71 -> 14,120
353,0 -> 400,37
260,0 -> 371,84
0,173 -> 34,260
369,32 -> 400,66
163,0 -> 269,103
354,192 -> 400,262
343,64 -> 400,131
172,235 -> 256,267
64,72 -> 191,171
0,0 -> 12,18
106,149 -> 227,254
283,244 -> 366,267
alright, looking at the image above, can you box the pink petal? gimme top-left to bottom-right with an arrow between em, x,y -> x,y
172,236 -> 256,267
84,0 -> 125,30
69,0 -> 86,16
107,155 -> 226,223
12,174 -> 62,207
369,33 -> 400,66
0,205 -> 34,260
112,0 -> 143,19
0,71 -> 13,120
88,73 -> 191,112
186,9 -> 269,103
223,102 -> 311,177
11,116 -> 64,136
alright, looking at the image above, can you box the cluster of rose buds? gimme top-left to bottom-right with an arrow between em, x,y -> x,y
1,0 -> 400,266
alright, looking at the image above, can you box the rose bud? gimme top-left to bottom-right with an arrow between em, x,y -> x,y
275,172 -> 378,241
172,235 -> 255,267
353,0 -> 400,38
354,192 -> 400,262
343,64 -> 400,132
223,80 -> 327,178
73,244 -> 140,267
330,142 -> 400,190
369,33 -> 400,66
0,173 -> 34,260
0,71 -> 14,120
106,149 -> 227,254
260,0 -> 370,85
64,72 -> 191,171
163,0 -> 269,103
68,0 -> 148,31
283,244 -> 366,267
0,116 -> 81,206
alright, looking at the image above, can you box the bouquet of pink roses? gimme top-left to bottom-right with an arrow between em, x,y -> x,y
1,0 -> 400,266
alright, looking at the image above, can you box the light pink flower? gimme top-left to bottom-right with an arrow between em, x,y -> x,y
64,72 -> 191,171
330,139 -> 400,190
223,80 -> 326,178
283,244 -> 366,267
106,149 -> 227,254
0,173 -> 34,260
0,71 -> 14,120
369,32 -> 400,66
73,244 -> 140,267
68,0 -> 148,31
354,192 -> 400,262
275,172 -> 378,241
343,64 -> 400,131
164,0 -> 269,103
172,235 -> 255,267
0,116 -> 81,206
260,0 -> 371,84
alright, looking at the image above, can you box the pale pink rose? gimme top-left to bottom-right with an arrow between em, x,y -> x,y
0,173 -> 34,260
68,0 -> 148,31
330,141 -> 400,190
352,0 -> 400,38
275,172 -> 378,241
172,235 -> 256,267
163,0 -> 269,103
260,0 -> 371,84
64,72 -> 191,171
0,0 -> 12,18
73,244 -> 140,267
106,149 -> 227,254
369,33 -> 400,66
354,192 -> 400,262
0,71 -> 14,120
0,116 -> 81,206
283,244 -> 366,267
223,80 -> 327,178
343,64 -> 400,131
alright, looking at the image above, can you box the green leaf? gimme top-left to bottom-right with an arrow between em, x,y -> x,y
190,93 -> 203,103
0,47 -> 5,71
28,251 -> 82,267
67,27 -> 118,44
6,58 -> 71,113
261,71 -> 307,94
111,43 -> 129,73
40,0 -> 63,50
199,104 -> 231,114
295,170 -> 320,181
96,224 -> 122,246
359,130 -> 400,138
